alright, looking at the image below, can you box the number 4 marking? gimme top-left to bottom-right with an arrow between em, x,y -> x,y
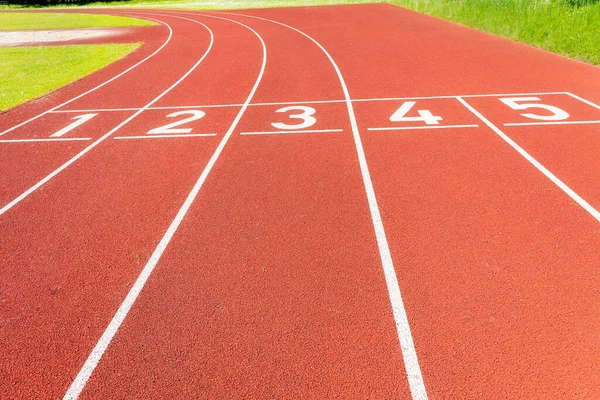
390,101 -> 443,125
50,113 -> 97,137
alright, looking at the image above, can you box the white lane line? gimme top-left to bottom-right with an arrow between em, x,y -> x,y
114,133 -> 216,139
51,108 -> 142,113
0,18 -> 214,217
45,91 -> 571,114
368,124 -> 478,131
50,103 -> 242,113
354,91 -> 568,102
222,11 -> 428,400
457,96 -> 600,223
565,92 -> 600,111
504,120 -> 600,127
0,16 -> 172,137
62,15 -> 267,400
0,138 -> 91,143
240,128 -> 342,135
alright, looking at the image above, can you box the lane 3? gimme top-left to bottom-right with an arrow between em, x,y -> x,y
71,11 -> 414,399
260,4 -> 600,398
0,14 -> 262,399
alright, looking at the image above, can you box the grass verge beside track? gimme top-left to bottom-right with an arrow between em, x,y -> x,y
394,0 -> 600,66
0,43 -> 140,110
0,12 -> 155,30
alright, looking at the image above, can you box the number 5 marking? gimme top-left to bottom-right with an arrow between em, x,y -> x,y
499,97 -> 569,121
50,113 -> 97,137
271,106 -> 317,130
148,110 -> 206,134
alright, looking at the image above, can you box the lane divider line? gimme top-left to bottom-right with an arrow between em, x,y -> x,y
457,96 -> 600,223
114,133 -> 216,139
565,92 -> 600,110
368,124 -> 478,131
504,119 -> 600,127
0,138 -> 91,143
240,128 -> 342,135
0,16 -> 173,137
62,14 -> 267,400
219,11 -> 429,400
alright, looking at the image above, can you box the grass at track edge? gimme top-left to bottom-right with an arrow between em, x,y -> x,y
0,43 -> 141,111
0,12 -> 155,30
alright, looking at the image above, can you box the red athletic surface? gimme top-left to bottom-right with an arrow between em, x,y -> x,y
1,4 -> 600,399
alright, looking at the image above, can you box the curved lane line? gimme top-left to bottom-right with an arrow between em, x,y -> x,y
0,16 -> 172,137
0,17 -> 212,216
202,10 -> 430,400
62,14 -> 267,400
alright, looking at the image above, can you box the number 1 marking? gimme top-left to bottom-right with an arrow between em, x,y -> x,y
50,113 -> 97,137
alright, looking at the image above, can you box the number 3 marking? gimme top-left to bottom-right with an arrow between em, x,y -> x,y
271,106 -> 317,130
148,110 -> 206,134
499,97 -> 569,121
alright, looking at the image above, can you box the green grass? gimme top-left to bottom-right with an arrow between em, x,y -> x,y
0,12 -> 155,30
392,0 -> 600,65
0,43 -> 140,110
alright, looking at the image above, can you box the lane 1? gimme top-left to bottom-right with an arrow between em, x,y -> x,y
73,11 -> 413,399
0,14 -> 261,399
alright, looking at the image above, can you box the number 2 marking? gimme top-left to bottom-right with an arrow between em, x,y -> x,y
148,110 -> 206,134
271,106 -> 317,130
50,113 -> 97,137
499,97 -> 569,121
390,101 -> 443,125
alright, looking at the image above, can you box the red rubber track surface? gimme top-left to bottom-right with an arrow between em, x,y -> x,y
2,4 -> 600,399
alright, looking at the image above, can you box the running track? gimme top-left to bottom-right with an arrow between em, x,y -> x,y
1,4 -> 600,399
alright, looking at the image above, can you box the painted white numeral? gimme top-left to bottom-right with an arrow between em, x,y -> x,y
50,113 -> 97,137
148,110 -> 206,134
499,97 -> 569,121
390,101 -> 442,125
271,106 -> 317,130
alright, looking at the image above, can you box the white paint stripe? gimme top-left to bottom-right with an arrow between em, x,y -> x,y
45,91 -> 571,114
354,91 -> 568,102
457,96 -> 600,223
0,18 -> 213,217
0,138 -> 91,143
504,119 -> 600,127
368,124 -> 478,131
240,128 -> 342,135
565,92 -> 600,111
62,15 -> 267,400
51,108 -> 142,113
0,16 -> 172,137
113,133 -> 217,139
113,133 -> 216,139
221,11 -> 428,399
